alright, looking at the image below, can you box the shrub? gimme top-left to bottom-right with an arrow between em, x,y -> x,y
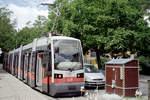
137,56 -> 150,75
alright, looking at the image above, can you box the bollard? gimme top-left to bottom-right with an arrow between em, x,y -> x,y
80,86 -> 85,96
148,80 -> 150,100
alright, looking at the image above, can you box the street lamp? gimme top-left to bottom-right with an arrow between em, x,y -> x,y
41,3 -> 61,37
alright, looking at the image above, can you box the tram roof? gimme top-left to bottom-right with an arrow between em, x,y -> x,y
8,36 -> 80,54
51,36 -> 80,41
105,59 -> 133,64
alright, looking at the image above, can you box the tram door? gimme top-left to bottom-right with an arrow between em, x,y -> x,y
24,53 -> 30,83
23,55 -> 26,80
36,53 -> 43,87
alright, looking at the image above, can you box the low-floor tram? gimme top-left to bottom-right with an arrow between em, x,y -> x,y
3,36 -> 84,96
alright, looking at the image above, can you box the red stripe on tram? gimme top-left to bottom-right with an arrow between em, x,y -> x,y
54,77 -> 84,83
42,77 -> 52,85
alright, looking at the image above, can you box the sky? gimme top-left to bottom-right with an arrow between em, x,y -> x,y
0,0 -> 55,29
0,0 -> 150,30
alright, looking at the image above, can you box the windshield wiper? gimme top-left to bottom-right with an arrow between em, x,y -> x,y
67,68 -> 74,72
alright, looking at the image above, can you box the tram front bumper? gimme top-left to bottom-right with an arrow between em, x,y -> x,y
50,82 -> 84,95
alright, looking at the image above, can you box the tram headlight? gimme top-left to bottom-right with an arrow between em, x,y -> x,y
58,74 -> 62,78
54,74 -> 63,79
77,73 -> 84,78
77,74 -> 80,77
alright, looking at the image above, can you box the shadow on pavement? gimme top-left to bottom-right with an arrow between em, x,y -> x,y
85,86 -> 105,90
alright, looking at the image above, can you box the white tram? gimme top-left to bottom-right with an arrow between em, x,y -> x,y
3,36 -> 84,96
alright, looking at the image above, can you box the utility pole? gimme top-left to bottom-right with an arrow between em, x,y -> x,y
41,3 -> 61,37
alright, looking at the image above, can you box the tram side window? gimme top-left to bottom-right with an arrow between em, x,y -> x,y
47,51 -> 52,76
24,54 -> 28,72
9,55 -> 12,68
14,56 -> 15,68
9,55 -> 10,67
28,53 -> 31,70
14,55 -> 17,74
48,51 -> 52,72
15,55 -> 18,68
31,52 -> 36,72
8,56 -> 10,67
21,54 -> 24,71
16,55 -> 19,68
9,55 -> 12,67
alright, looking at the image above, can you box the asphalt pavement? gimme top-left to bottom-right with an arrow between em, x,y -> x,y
0,64 -> 87,100
0,64 -> 49,100
0,64 -> 149,100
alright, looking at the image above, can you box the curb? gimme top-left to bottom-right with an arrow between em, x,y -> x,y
139,80 -> 148,83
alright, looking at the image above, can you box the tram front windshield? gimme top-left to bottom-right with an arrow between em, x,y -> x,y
53,40 -> 83,71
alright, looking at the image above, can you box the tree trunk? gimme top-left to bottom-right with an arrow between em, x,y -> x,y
95,49 -> 102,69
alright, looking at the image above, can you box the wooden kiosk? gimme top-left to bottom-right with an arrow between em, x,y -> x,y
105,59 -> 139,97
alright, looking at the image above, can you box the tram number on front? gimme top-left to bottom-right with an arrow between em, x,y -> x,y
67,77 -> 73,82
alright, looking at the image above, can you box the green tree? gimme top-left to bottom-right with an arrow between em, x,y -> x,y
15,15 -> 49,47
48,0 -> 150,69
0,7 -> 16,51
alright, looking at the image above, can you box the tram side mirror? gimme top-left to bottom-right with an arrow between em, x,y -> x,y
55,47 -> 59,53
48,44 -> 51,49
